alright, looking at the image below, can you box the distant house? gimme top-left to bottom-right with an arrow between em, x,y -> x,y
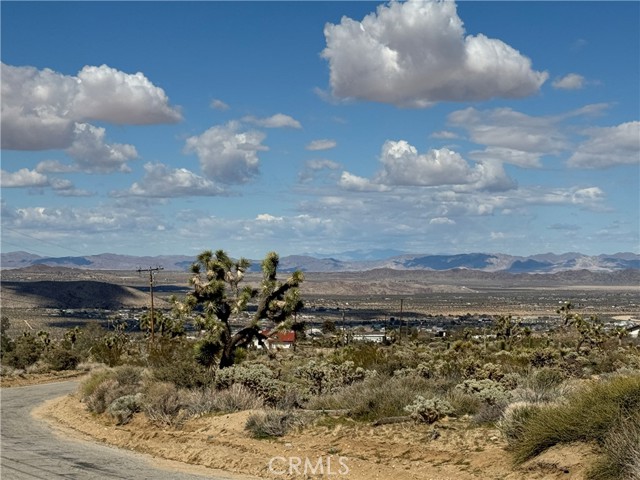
306,327 -> 323,337
256,330 -> 296,350
351,332 -> 386,343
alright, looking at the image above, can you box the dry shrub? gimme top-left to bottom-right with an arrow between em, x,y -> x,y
186,384 -> 264,417
307,374 -> 435,421
245,410 -> 301,438
142,381 -> 189,427
80,368 -> 116,398
80,366 -> 145,415
84,378 -> 120,414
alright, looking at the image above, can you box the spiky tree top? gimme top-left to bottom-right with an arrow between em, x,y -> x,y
177,249 -> 304,368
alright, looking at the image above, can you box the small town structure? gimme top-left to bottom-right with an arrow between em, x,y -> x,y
256,330 -> 296,350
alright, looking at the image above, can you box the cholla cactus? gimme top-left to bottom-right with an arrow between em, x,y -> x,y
404,395 -> 454,424
455,379 -> 511,405
295,359 -> 369,395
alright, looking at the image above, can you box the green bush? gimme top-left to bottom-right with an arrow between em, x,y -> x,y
507,374 -> 640,465
149,339 -> 211,389
589,410 -> 640,480
43,346 -> 80,371
107,394 -> 142,425
80,369 -> 116,398
3,333 -> 44,369
498,401 -> 542,447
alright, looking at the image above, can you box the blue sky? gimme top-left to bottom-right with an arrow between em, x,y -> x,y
2,1 -> 639,259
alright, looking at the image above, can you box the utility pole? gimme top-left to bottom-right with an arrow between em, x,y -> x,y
400,298 -> 404,342
137,266 -> 164,344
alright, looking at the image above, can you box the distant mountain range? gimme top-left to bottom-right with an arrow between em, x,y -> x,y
2,251 -> 639,274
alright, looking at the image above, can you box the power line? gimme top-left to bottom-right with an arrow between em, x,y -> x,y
2,227 -> 89,256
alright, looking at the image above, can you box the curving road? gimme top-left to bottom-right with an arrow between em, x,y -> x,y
1,381 -> 247,479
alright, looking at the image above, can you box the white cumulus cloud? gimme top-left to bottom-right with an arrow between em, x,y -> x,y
338,140 -> 516,192
1,168 -> 49,188
552,73 -> 585,90
210,98 -> 230,110
1,168 -> 89,196
429,217 -> 455,225
112,162 -> 225,198
184,121 -> 268,184
376,142 -> 473,186
1,63 -> 182,151
322,0 -> 547,107
338,171 -> 390,192
66,123 -> 138,173
242,113 -> 301,129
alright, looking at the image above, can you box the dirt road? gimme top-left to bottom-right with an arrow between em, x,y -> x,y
0,381 -> 253,479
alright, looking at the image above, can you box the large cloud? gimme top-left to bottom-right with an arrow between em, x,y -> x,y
567,122 -> 640,168
363,140 -> 516,191
1,63 -> 182,151
322,0 -> 547,107
184,121 -> 268,184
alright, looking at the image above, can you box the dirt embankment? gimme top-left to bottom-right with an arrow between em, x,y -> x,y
37,393 -> 596,480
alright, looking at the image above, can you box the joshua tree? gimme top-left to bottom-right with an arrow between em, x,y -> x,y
176,249 -> 303,369
557,301 -> 605,352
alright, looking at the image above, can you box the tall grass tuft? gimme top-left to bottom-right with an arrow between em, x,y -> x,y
506,374 -> 640,468
588,410 -> 640,480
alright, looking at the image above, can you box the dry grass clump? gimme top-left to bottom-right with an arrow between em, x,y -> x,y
589,410 -> 640,480
245,409 -> 303,439
502,374 -> 640,477
307,374 -> 436,421
141,381 -> 190,427
185,384 -> 264,416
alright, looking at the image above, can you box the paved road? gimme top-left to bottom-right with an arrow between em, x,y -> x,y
1,381 -> 238,479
